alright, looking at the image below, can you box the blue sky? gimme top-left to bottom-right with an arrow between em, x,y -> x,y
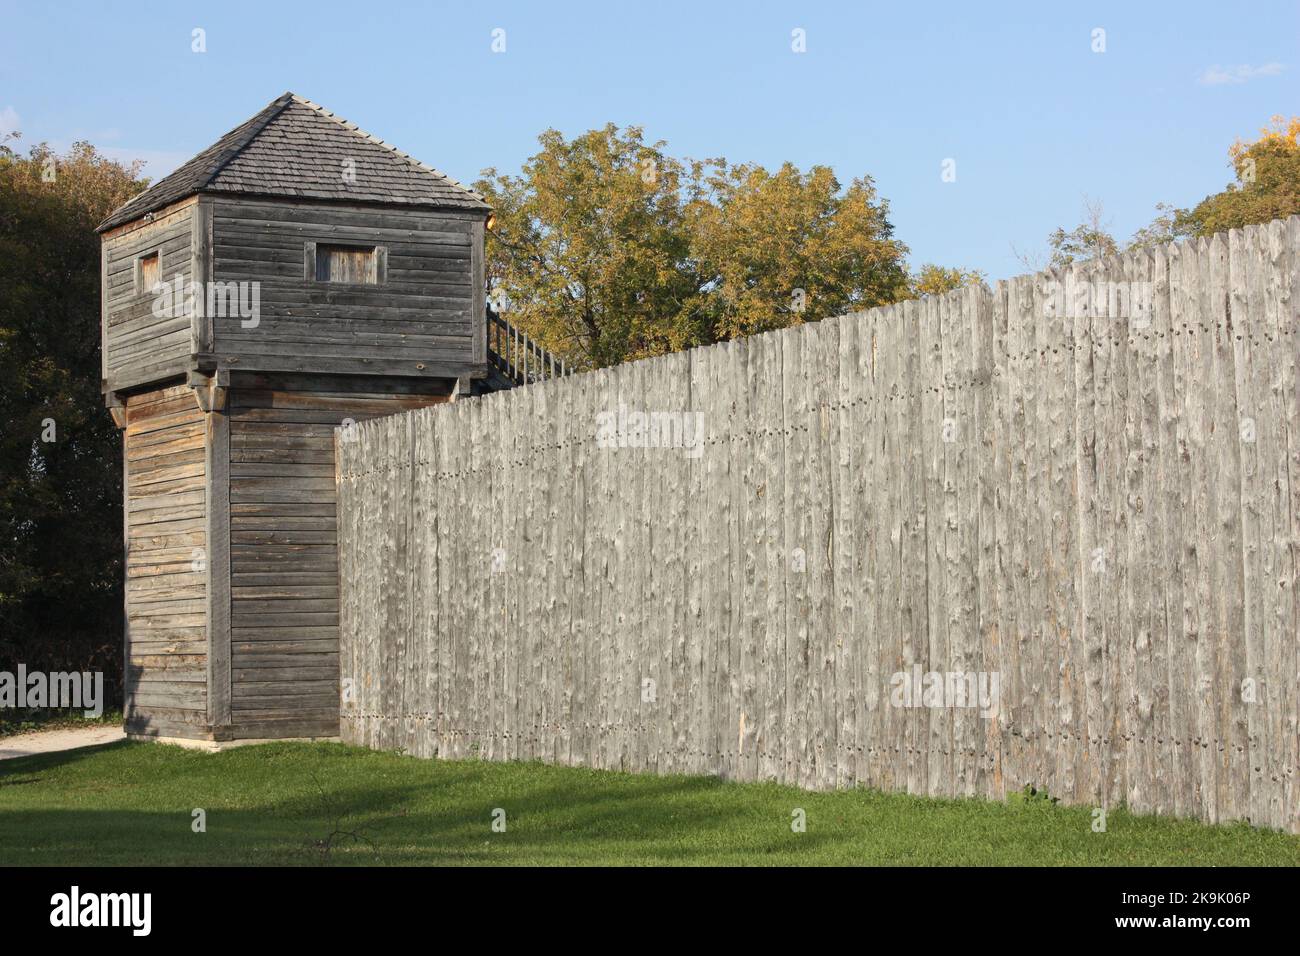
1,0 -> 1295,279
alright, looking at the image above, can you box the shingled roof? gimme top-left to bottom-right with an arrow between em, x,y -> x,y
98,92 -> 489,232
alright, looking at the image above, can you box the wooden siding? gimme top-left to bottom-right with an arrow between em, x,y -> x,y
208,197 -> 483,379
123,384 -> 209,738
225,373 -> 452,738
103,202 -> 196,392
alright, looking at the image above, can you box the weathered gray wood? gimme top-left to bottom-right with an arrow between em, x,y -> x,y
102,201 -> 196,392
207,196 -> 481,378
335,219 -> 1300,834
192,197 -> 213,353
122,384 -> 209,737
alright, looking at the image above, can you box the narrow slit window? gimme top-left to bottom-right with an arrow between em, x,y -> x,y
316,244 -> 378,284
138,251 -> 160,293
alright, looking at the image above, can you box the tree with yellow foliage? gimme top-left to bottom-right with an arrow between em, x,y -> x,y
1134,116 -> 1300,243
1185,115 -> 1300,235
908,264 -> 987,297
475,125 -> 910,369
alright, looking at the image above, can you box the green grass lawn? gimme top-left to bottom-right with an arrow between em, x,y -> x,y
0,740 -> 1296,866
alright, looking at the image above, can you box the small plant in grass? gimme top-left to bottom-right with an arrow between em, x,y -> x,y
301,771 -> 381,866
1008,784 -> 1059,807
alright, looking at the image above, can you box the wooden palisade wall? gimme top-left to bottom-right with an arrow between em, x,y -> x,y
337,218 -> 1300,833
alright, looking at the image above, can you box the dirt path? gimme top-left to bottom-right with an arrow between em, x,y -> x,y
0,725 -> 126,761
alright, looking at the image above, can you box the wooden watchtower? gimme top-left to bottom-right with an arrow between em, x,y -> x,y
98,92 -> 559,742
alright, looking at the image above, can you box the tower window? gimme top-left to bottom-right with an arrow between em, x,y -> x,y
315,244 -> 379,284
137,251 -> 160,293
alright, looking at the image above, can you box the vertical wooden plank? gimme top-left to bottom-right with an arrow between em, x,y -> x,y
1150,241 -> 1185,818
1168,240 -> 1201,819
953,286 -> 986,797
990,282 -> 1018,797
863,306 -> 894,790
120,417 -> 132,728
645,355 -> 667,774
803,319 -> 835,788
1230,226 -> 1264,827
1126,247 -> 1159,816
205,402 -> 230,730
718,341 -> 739,779
948,285 -> 975,799
471,218 -> 487,366
770,332 -> 795,784
1186,236 -> 1218,820
833,312 -> 858,788
698,344 -> 720,777
619,365 -> 638,771
1262,217 -> 1297,832
966,284 -> 997,798
335,423 -> 352,743
467,397 -> 486,757
625,359 -> 650,773
1036,267 -> 1076,804
570,371 -> 590,769
900,298 -> 928,797
521,381 -> 535,763
409,406 -> 428,756
1086,257 -> 1120,808
738,334 -> 763,783
852,308 -> 879,790
882,302 -> 906,794
1007,276 -> 1038,794
946,288 -> 974,797
556,375 -> 576,769
1282,217 -> 1300,833
596,368 -> 616,770
437,402 -> 452,757
1208,230 -> 1248,823
1243,218 -> 1286,830
919,293 -> 947,797
191,197 -> 213,354
534,379 -> 555,765
1067,262 -> 1100,806
497,385 -> 515,763
100,241 -> 111,386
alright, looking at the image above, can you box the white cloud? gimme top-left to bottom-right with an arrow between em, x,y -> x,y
1198,62 -> 1287,86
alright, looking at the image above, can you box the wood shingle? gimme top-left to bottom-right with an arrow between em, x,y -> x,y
98,92 -> 487,232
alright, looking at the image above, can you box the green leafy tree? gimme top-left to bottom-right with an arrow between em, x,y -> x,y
476,125 -> 909,368
0,139 -> 145,706
1012,197 -> 1119,273
1047,197 -> 1119,268
1128,202 -> 1194,250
